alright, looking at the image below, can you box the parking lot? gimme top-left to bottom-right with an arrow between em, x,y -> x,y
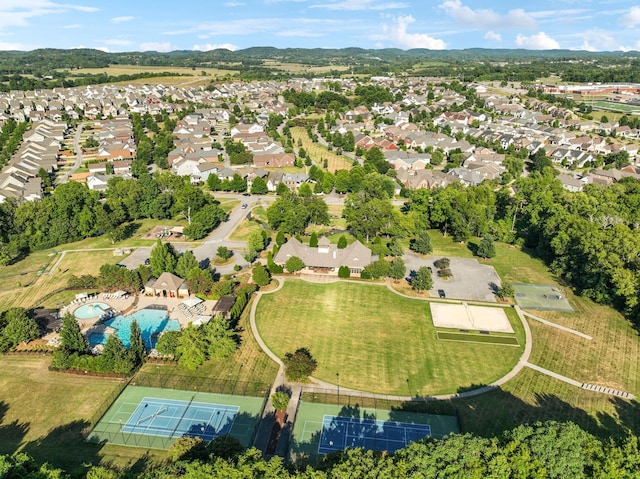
403,253 -> 501,302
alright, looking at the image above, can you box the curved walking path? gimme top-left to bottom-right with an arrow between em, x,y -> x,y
249,276 -> 533,403
248,275 -> 634,454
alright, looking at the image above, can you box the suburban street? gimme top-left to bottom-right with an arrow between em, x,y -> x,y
57,122 -> 86,184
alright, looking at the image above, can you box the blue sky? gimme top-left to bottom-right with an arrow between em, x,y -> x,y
1,1 -> 639,52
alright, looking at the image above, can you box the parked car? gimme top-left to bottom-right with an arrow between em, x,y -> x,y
241,203 -> 248,209
438,289 -> 446,298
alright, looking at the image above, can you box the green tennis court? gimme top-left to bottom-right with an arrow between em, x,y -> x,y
290,401 -> 459,465
88,385 -> 267,449
513,283 -> 574,311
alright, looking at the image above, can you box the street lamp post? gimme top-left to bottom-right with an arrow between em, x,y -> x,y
336,373 -> 340,403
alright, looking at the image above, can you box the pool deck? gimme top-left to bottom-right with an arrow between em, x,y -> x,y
67,294 -> 217,333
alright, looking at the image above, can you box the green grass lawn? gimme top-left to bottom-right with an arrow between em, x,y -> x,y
256,280 -> 524,395
0,356 -> 165,474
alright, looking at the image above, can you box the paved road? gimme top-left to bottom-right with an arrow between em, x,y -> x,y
57,122 -> 86,184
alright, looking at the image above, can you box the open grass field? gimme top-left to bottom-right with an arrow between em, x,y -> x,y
0,250 -> 118,311
0,356 -> 161,474
255,280 -> 524,396
290,127 -> 353,172
62,65 -> 239,86
262,60 -> 349,74
588,100 -> 640,114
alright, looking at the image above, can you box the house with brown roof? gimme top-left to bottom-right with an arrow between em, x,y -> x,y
274,237 -> 372,276
145,272 -> 189,298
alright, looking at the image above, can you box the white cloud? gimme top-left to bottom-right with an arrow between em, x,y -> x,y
484,31 -> 501,42
311,0 -> 408,11
276,29 -> 324,37
110,16 -> 134,24
619,6 -> 640,28
515,32 -> 560,50
0,40 -> 37,50
167,17 -> 345,37
224,1 -> 244,5
103,38 -> 135,46
0,1 -> 98,29
139,42 -> 175,52
193,43 -> 239,51
379,15 -> 446,50
62,23 -> 81,29
577,29 -> 625,52
439,0 -> 536,29
529,9 -> 591,19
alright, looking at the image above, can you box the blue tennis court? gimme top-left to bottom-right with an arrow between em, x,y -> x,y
317,415 -> 432,454
120,397 -> 239,441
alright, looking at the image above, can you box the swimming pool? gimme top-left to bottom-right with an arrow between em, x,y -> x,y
88,308 -> 180,349
74,302 -> 110,320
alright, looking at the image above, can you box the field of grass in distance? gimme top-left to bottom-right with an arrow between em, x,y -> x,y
256,280 -> 524,395
290,127 -> 352,173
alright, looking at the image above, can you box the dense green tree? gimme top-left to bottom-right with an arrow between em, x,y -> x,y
252,262 -> 271,287
389,258 -> 406,283
149,240 -> 179,277
176,250 -> 199,279
176,325 -> 208,370
60,312 -> 88,353
204,315 -> 237,360
129,320 -> 146,365
276,181 -> 289,195
183,204 -> 226,240
337,235 -> 348,249
309,232 -> 318,248
186,267 -> 215,295
247,230 -> 266,253
101,334 -> 135,375
530,148 -> 554,173
285,256 -> 305,273
362,259 -> 391,279
305,196 -> 330,226
477,235 -> 496,259
0,308 -> 39,351
410,230 -> 433,255
412,266 -> 433,293
266,193 -> 310,235
387,238 -> 404,257
343,195 -> 399,242
283,347 -> 317,382
216,246 -> 233,260
156,330 -> 181,356
250,176 -> 268,195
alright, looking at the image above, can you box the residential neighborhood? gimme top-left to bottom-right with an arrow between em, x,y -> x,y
1,77 -> 640,203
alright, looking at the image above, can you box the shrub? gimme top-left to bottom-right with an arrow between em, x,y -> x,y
338,266 -> 350,278
271,391 -> 290,411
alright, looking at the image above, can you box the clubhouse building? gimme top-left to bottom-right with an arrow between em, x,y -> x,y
273,237 -> 372,276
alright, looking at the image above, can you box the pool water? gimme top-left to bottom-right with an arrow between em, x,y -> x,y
88,308 -> 180,349
74,302 -> 110,319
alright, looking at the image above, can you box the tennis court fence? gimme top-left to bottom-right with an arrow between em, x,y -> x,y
132,371 -> 271,398
301,386 -> 460,418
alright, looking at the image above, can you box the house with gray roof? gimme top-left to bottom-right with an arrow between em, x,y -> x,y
274,236 -> 372,276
